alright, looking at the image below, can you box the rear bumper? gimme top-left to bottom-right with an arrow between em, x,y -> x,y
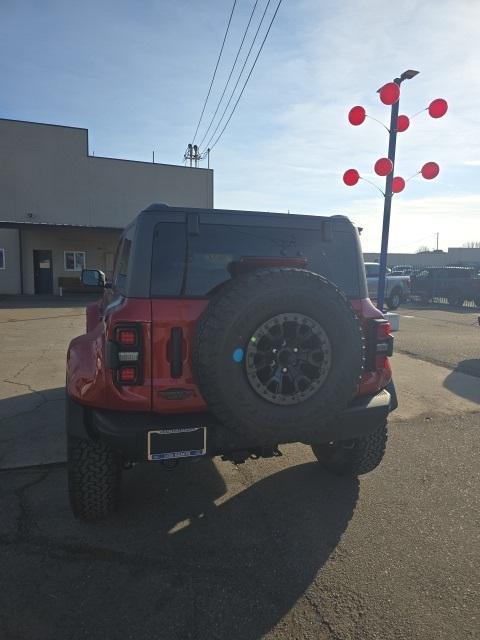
66,384 -> 396,461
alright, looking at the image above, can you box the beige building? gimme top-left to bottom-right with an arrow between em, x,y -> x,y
0,118 -> 213,294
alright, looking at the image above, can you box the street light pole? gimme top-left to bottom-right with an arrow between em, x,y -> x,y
377,70 -> 419,311
376,80 -> 400,311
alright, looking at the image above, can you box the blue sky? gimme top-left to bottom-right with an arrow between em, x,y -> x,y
1,0 -> 479,251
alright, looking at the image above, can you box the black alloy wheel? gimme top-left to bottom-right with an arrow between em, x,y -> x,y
245,313 -> 332,406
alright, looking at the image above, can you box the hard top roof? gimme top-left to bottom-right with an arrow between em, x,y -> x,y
139,202 -> 351,227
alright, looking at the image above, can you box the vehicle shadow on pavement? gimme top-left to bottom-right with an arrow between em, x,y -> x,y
1,459 -> 359,640
0,388 -> 65,469
443,360 -> 480,404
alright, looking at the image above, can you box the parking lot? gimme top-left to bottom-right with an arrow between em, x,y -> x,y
0,296 -> 479,640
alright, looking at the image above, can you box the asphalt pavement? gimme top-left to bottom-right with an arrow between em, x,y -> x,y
0,296 -> 479,640
395,302 -> 480,377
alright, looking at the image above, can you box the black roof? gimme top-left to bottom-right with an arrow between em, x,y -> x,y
140,202 -> 352,229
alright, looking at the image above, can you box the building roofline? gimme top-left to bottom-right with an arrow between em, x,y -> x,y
0,117 -> 213,172
0,117 -> 88,133
89,154 -> 212,172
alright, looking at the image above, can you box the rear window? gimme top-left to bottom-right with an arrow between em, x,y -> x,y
150,221 -> 361,297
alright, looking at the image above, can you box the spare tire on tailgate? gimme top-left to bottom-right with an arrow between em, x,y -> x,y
192,268 -> 364,444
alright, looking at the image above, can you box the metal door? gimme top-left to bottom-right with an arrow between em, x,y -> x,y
33,250 -> 53,294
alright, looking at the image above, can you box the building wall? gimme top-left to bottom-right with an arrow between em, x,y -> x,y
0,229 -> 21,294
447,247 -> 480,264
20,228 -> 121,295
0,118 -> 213,228
363,252 -> 449,267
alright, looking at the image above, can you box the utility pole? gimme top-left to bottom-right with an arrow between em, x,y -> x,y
184,144 -> 201,167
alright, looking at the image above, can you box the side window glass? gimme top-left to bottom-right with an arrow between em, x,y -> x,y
112,226 -> 134,293
116,239 -> 132,292
112,240 -> 124,290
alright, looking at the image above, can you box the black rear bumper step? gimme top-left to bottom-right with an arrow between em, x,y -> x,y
67,384 -> 395,461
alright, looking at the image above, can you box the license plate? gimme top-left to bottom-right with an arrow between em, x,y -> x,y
147,427 -> 207,461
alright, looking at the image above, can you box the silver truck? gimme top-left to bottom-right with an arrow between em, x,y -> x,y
364,262 -> 411,310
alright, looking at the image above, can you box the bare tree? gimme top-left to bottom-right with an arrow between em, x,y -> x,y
463,241 -> 480,248
416,245 -> 431,254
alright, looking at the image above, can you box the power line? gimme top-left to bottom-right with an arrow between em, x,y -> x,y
197,0 -> 261,150
200,0 -> 274,154
204,0 -> 283,154
191,0 -> 237,145
389,233 -> 437,252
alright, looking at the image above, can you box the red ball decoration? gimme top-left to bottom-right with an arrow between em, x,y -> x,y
421,162 -> 440,180
379,82 -> 400,105
392,176 -> 405,193
397,115 -> 410,132
348,106 -> 366,125
343,169 -> 360,186
428,99 -> 448,119
374,157 -> 393,176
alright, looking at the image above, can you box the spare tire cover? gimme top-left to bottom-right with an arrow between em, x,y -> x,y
192,268 -> 364,444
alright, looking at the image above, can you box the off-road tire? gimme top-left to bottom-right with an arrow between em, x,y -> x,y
67,435 -> 122,521
193,268 -> 364,444
312,421 -> 387,476
386,288 -> 402,310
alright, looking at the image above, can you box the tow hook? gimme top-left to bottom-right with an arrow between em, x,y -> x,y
162,459 -> 179,470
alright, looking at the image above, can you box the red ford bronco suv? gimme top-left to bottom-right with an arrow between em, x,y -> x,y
66,203 -> 397,520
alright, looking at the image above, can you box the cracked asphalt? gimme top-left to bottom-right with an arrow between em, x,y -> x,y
0,296 -> 479,640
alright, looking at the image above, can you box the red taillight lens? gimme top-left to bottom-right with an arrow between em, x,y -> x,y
117,328 -> 137,346
377,321 -> 392,340
117,366 -> 137,383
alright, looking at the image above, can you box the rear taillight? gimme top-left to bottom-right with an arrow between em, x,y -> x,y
107,324 -> 143,385
116,327 -> 138,347
365,319 -> 394,370
117,366 -> 138,384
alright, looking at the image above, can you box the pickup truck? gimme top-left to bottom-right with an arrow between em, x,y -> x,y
411,266 -> 480,307
364,262 -> 411,310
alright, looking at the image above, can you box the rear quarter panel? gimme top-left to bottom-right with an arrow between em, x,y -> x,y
67,298 -> 153,411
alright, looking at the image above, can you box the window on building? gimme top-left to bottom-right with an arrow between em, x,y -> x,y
0,248 -> 5,270
64,251 -> 86,272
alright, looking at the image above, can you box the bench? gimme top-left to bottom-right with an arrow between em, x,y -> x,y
58,277 -> 104,294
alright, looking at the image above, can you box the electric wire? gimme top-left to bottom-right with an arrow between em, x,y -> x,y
197,0 -> 261,150
201,0 -> 283,154
191,0 -> 238,145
